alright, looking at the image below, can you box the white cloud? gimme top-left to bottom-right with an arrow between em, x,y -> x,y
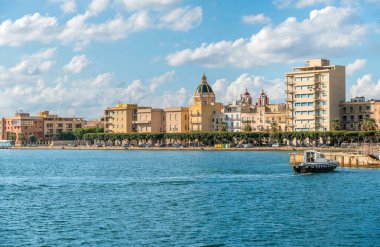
159,6 -> 202,31
167,6 -> 368,68
88,0 -> 109,15
242,14 -> 271,25
0,67 -> 183,118
148,70 -> 175,91
346,59 -> 366,75
63,54 -> 90,74
350,74 -> 380,99
117,0 -> 180,11
60,0 -> 77,13
0,13 -> 57,46
9,48 -> 56,76
211,74 -> 284,103
273,0 -> 333,8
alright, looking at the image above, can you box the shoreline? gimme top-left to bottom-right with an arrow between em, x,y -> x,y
6,146 -> 361,153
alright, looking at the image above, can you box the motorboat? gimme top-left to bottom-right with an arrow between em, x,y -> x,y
293,150 -> 339,173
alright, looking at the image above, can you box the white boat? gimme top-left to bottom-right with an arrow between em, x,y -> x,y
293,150 -> 339,173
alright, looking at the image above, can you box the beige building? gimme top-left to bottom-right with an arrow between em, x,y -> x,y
85,119 -> 104,128
285,59 -> 345,131
340,97 -> 380,130
38,111 -> 85,140
0,112 -> 44,143
104,104 -> 138,133
240,91 -> 287,132
163,107 -> 189,133
189,74 -> 223,132
135,107 -> 165,133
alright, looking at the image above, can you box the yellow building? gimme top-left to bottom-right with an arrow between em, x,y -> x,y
189,74 -> 223,132
104,104 -> 138,133
340,97 -> 380,130
285,59 -> 345,131
163,107 -> 189,132
135,107 -> 165,133
38,111 -> 86,140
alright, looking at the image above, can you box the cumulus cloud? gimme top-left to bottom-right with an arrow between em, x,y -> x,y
273,0 -> 333,8
167,6 -> 368,68
148,70 -> 175,92
63,54 -> 90,74
9,48 -> 56,76
0,2 -> 202,49
117,0 -> 180,11
88,0 -> 109,15
242,14 -> 271,25
0,13 -> 57,46
0,65 -> 182,118
158,6 -> 202,31
211,74 -> 285,103
60,0 -> 77,13
350,74 -> 380,99
346,59 -> 366,75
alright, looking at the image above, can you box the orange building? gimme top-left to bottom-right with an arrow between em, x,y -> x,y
0,112 -> 44,143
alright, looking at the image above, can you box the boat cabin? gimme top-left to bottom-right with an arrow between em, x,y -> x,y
303,150 -> 327,163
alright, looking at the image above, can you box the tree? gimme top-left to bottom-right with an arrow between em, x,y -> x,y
29,135 -> 37,143
218,121 -> 227,132
242,120 -> 252,132
8,132 -> 16,141
331,119 -> 341,131
57,131 -> 76,140
270,121 -> 279,132
362,118 -> 377,131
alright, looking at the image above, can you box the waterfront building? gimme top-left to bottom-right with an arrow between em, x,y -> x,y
285,59 -> 345,131
0,112 -> 44,143
104,104 -> 138,133
84,119 -> 104,128
240,90 -> 287,132
37,111 -> 85,140
189,74 -> 223,132
339,97 -> 380,130
135,107 -> 165,133
163,107 -> 189,133
213,90 -> 252,132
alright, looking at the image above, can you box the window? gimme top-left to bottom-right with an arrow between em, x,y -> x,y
323,101 -> 327,106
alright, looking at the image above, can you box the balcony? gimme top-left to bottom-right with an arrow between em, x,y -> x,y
133,120 -> 151,124
286,98 -> 294,102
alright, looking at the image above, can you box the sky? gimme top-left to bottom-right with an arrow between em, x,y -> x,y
1,0 -> 380,119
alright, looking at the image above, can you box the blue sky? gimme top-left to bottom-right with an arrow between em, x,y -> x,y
1,0 -> 380,119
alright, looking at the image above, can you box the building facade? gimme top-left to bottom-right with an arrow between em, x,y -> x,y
0,112 -> 44,143
285,59 -> 345,131
339,97 -> 380,130
104,104 -> 138,133
240,90 -> 287,132
38,111 -> 85,140
189,74 -> 223,132
135,107 -> 165,133
163,107 -> 189,133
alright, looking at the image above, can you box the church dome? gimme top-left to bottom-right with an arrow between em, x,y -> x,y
194,73 -> 214,95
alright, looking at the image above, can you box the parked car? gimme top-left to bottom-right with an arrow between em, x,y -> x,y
159,143 -> 166,148
243,143 -> 253,148
271,143 -> 281,147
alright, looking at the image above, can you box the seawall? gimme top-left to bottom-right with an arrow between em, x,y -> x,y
290,152 -> 380,168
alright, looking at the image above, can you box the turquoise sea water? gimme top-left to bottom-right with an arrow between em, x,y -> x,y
0,150 -> 379,246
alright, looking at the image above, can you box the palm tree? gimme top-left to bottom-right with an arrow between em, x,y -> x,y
331,119 -> 341,131
362,118 -> 377,131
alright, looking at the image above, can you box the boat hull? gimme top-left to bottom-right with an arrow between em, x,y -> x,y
293,163 -> 338,173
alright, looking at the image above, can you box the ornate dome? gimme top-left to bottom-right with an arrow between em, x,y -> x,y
243,89 -> 250,96
192,73 -> 216,105
194,73 -> 214,95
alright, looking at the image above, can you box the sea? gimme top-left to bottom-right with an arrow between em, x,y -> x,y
0,150 -> 379,246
